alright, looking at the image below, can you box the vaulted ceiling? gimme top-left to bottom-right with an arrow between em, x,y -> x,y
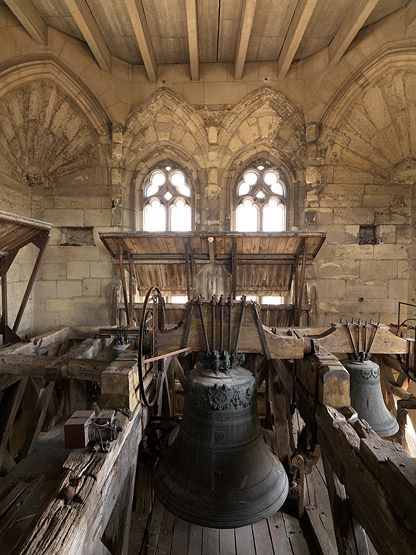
0,0 -> 410,81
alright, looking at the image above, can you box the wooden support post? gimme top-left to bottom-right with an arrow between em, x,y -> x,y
173,357 -> 187,390
119,248 -> 130,326
0,378 -> 28,473
294,238 -> 307,326
20,381 -> 55,458
127,252 -> 136,325
321,452 -> 369,555
185,239 -> 192,300
231,238 -> 237,300
13,231 -> 49,334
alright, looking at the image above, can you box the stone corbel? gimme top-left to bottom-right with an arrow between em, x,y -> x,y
391,157 -> 416,185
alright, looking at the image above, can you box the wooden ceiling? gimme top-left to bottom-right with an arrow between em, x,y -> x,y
1,0 -> 409,81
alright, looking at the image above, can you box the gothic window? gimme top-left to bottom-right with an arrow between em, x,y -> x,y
235,164 -> 286,231
143,164 -> 192,231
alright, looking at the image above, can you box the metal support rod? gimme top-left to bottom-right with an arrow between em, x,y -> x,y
233,297 -> 246,355
228,296 -> 232,353
211,296 -> 216,351
219,295 -> 224,353
367,322 -> 380,355
198,300 -> 211,355
364,321 -> 367,354
346,323 -> 357,355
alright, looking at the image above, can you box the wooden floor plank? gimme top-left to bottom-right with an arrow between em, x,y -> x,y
305,505 -> 337,555
219,528 -> 236,555
202,527 -> 219,555
235,525 -> 255,555
267,512 -> 293,554
155,509 -> 175,555
252,518 -> 274,555
147,499 -> 165,555
171,517 -> 189,555
188,524 -> 203,554
308,465 -> 336,550
282,513 -> 311,555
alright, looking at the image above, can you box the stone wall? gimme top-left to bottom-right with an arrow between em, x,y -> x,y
0,5 -> 415,331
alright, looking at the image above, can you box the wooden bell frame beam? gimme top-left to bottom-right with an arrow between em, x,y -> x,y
0,229 -> 49,345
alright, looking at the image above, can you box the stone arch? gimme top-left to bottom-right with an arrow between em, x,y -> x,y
222,140 -> 302,231
0,56 -> 110,139
123,88 -> 208,172
218,86 -> 305,163
0,57 -> 111,190
321,47 -> 416,175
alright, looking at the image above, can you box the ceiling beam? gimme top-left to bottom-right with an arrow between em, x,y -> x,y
234,0 -> 257,80
64,0 -> 111,72
329,0 -> 379,65
277,0 -> 317,79
3,0 -> 47,44
125,0 -> 157,83
185,0 -> 199,80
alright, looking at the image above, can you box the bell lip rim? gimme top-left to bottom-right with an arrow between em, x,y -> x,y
154,477 -> 289,530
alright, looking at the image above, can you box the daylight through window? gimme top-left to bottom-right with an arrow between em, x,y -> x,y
143,165 -> 192,231
235,164 -> 286,231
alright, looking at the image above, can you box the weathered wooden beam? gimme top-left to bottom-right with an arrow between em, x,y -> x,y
320,451 -> 369,555
21,404 -> 149,554
277,0 -> 317,78
1,327 -> 70,356
13,231 -> 49,335
0,355 -> 106,381
234,0 -> 257,80
297,348 -> 350,411
317,405 -> 416,554
304,504 -> 337,555
0,338 -> 110,381
310,323 -> 409,355
154,305 -> 305,359
185,0 -> 199,80
64,0 -> 111,72
329,0 -> 379,65
125,0 -> 157,82
20,381 -> 55,458
0,378 -> 28,473
3,0 -> 47,44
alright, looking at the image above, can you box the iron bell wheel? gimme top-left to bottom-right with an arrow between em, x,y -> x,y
155,365 -> 289,529
344,358 -> 399,438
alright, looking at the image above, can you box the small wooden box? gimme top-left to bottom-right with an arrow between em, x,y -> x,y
64,410 -> 95,449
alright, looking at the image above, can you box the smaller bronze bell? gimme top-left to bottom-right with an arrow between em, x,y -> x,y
343,358 -> 399,438
155,354 -> 288,528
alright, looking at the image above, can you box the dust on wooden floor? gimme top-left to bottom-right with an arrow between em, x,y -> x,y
136,498 -> 310,555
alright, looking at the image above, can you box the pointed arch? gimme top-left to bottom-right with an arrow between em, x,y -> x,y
0,57 -> 111,188
0,55 -> 110,139
321,46 -> 416,172
218,86 -> 305,157
124,88 -> 208,170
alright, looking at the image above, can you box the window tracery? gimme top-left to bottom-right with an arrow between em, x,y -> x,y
143,164 -> 192,231
235,164 -> 286,232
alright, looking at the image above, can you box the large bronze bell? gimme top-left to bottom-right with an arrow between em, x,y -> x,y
343,357 -> 399,438
155,357 -> 288,528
